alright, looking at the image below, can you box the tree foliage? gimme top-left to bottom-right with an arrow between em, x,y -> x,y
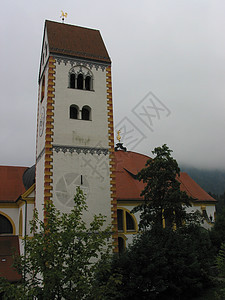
1,187 -> 111,300
109,225 -> 213,300
210,208 -> 225,253
101,144 -> 212,299
133,144 -> 199,230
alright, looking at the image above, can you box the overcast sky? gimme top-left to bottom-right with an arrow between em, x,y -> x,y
1,0 -> 225,170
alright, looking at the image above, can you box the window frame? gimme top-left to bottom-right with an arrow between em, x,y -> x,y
0,212 -> 15,235
68,66 -> 94,91
117,208 -> 138,234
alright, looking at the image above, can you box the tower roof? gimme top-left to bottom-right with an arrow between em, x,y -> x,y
45,20 -> 111,63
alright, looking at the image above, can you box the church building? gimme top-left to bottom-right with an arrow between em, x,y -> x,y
0,20 -> 216,281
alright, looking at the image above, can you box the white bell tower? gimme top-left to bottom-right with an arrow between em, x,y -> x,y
35,20 -> 118,252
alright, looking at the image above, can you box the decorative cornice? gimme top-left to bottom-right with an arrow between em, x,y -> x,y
54,54 -> 108,71
53,144 -> 108,155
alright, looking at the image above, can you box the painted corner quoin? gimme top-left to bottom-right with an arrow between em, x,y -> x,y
106,66 -> 118,253
44,56 -> 55,223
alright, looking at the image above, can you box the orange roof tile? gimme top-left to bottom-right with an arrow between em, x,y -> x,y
46,20 -> 111,63
0,236 -> 21,282
178,172 -> 216,202
115,151 -> 150,200
0,166 -> 27,202
115,151 -> 216,203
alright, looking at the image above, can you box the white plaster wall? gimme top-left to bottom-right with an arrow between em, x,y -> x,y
35,155 -> 45,223
36,67 -> 48,157
39,27 -> 49,80
20,203 -> 34,237
53,62 -> 109,148
52,151 -> 112,228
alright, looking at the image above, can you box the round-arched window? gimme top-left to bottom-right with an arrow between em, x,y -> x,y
0,215 -> 13,234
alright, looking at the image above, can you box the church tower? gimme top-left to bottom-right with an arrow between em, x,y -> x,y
36,20 -> 117,251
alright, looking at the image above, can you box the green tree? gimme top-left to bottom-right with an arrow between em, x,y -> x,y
133,144 -> 199,230
0,187 -> 111,300
210,208 -> 225,253
109,225 -> 213,300
103,145 -> 212,299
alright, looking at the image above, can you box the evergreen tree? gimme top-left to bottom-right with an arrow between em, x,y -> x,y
133,144 -> 199,230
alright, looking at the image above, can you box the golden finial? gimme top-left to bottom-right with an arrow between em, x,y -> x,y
60,11 -> 68,23
117,130 -> 121,142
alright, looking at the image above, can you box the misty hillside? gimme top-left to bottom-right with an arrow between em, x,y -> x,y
180,165 -> 225,196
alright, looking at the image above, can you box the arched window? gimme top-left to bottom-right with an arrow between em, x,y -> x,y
85,76 -> 91,90
0,214 -> 13,234
82,106 -> 91,121
41,75 -> 45,102
117,209 -> 123,231
70,73 -> 75,89
126,211 -> 135,231
117,208 -> 137,233
70,105 -> 79,119
68,66 -> 93,91
77,74 -> 83,90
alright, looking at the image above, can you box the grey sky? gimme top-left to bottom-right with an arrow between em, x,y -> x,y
1,0 -> 225,169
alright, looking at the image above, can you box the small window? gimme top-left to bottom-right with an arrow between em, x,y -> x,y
117,209 -> 123,231
117,208 -> 137,234
70,74 -> 75,89
68,66 -> 93,91
85,76 -> 91,90
45,43 -> 48,57
82,106 -> 91,121
70,105 -> 78,119
126,211 -> 135,231
0,214 -> 13,234
77,74 -> 83,90
41,75 -> 45,102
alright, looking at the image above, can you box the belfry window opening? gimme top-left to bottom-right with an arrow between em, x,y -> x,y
69,67 -> 93,91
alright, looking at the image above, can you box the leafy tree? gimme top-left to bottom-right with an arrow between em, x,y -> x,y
133,144 -> 199,230
104,145 -> 212,299
106,225 -> 213,300
0,187 -> 111,300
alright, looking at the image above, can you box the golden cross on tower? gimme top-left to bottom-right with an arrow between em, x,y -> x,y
60,11 -> 68,23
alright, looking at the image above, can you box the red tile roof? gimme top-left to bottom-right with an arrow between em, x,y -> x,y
178,172 -> 216,202
0,166 -> 27,202
115,151 -> 150,200
46,20 -> 111,63
115,151 -> 216,203
0,236 -> 21,282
